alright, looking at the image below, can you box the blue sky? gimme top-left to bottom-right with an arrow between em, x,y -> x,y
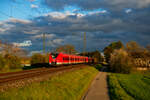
0,0 -> 150,53
0,0 -> 106,21
0,0 -> 43,20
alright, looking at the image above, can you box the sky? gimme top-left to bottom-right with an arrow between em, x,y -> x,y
0,0 -> 150,53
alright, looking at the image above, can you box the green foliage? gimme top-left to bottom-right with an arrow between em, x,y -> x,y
0,67 -> 98,100
110,49 -> 134,74
0,54 -> 6,70
108,74 -> 134,100
104,41 -> 124,63
0,41 -> 26,72
94,64 -> 103,71
4,54 -> 22,69
92,50 -> 103,63
80,50 -> 103,63
31,53 -> 47,64
0,54 -> 22,71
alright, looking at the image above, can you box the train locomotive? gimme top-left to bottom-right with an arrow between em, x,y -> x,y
49,53 -> 93,65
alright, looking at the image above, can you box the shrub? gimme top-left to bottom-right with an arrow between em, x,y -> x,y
4,54 -> 22,69
0,54 -> 6,70
0,54 -> 22,71
31,53 -> 47,65
95,64 -> 103,71
110,49 -> 134,74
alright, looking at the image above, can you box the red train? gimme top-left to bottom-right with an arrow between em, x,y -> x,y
49,53 -> 93,65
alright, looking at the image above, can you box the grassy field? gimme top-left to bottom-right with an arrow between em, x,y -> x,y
0,66 -> 98,100
0,68 -> 23,73
108,71 -> 150,100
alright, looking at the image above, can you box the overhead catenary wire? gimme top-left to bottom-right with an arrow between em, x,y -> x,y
83,32 -> 86,55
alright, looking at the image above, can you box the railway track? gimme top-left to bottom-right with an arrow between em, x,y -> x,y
0,65 -> 85,85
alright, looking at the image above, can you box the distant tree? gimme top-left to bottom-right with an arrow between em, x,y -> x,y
4,54 -> 22,69
12,47 -> 28,57
146,45 -> 150,53
126,41 -> 142,53
103,41 -> 124,63
0,41 -> 25,70
146,45 -> 150,57
126,41 -> 148,58
55,44 -> 77,54
1,42 -> 13,55
80,50 -> 103,63
110,49 -> 134,73
0,41 -> 28,57
31,53 -> 47,65
90,51 -> 103,63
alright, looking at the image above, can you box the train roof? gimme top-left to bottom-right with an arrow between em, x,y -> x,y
50,52 -> 89,58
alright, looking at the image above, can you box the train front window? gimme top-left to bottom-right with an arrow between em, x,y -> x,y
51,53 -> 58,59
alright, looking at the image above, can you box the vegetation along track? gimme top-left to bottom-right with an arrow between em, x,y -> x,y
0,65 -> 86,86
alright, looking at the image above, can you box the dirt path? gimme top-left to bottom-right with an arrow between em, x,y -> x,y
83,71 -> 109,100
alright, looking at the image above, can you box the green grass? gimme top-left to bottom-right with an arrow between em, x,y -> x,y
108,71 -> 150,100
108,74 -> 134,100
0,68 -> 23,73
0,66 -> 98,100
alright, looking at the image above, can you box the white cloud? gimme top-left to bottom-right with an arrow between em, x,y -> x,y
23,30 -> 39,34
0,18 -> 32,33
0,21 -> 14,33
77,13 -> 85,17
13,40 -> 32,47
44,11 -> 76,19
88,10 -> 107,15
31,4 -> 39,8
32,34 -> 56,39
47,39 -> 64,47
53,39 -> 63,44
108,0 -> 150,9
0,25 -> 13,33
125,9 -> 132,13
43,10 -> 107,19
9,18 -> 31,24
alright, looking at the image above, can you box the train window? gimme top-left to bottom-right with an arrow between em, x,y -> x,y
51,53 -> 58,59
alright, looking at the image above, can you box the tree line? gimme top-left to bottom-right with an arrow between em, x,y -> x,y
1,40 -> 149,74
0,41 -> 28,71
103,41 -> 150,73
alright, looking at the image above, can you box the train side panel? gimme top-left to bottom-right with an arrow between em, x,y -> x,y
49,53 -> 94,65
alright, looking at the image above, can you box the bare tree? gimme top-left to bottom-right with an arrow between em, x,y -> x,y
146,45 -> 150,52
55,44 -> 77,54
